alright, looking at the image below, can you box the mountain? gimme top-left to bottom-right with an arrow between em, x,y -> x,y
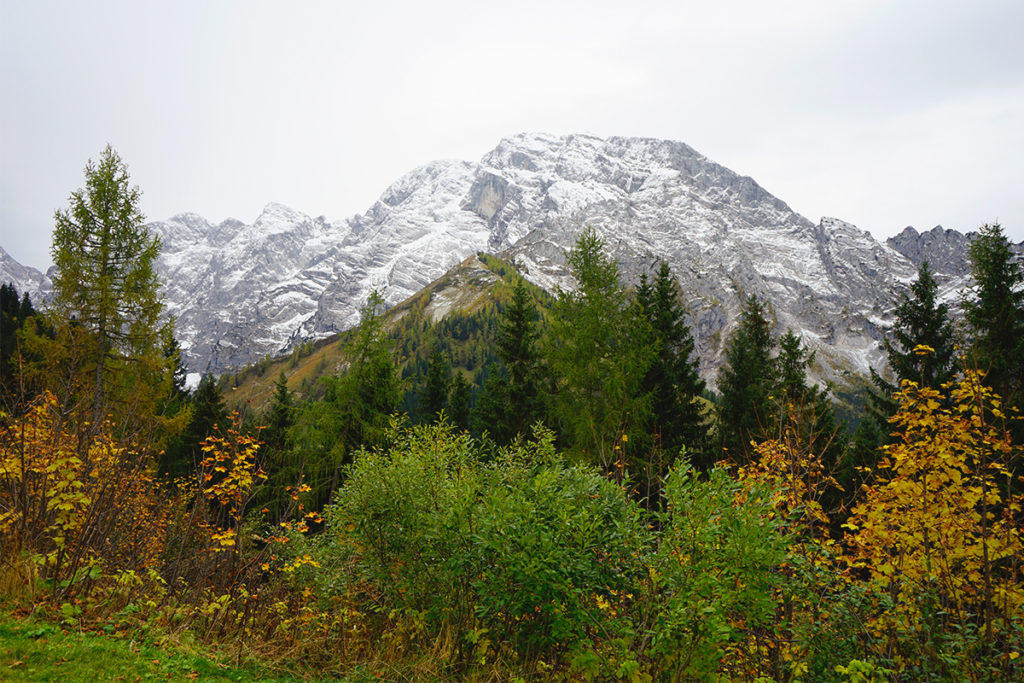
0,246 -> 51,305
0,133 -> 995,383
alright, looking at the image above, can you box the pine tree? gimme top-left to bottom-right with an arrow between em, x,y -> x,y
636,262 -> 708,470
965,224 -> 1024,402
716,295 -> 776,461
50,146 -> 168,430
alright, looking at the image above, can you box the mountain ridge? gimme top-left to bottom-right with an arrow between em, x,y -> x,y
0,132 -> 997,383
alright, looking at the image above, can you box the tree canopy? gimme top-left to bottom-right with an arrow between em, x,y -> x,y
50,145 -> 168,431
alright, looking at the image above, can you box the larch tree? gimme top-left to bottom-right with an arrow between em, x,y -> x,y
545,228 -> 653,470
50,146 -> 168,432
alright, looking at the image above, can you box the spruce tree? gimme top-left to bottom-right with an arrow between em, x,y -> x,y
448,371 -> 471,430
716,295 -> 776,461
887,261 -> 957,390
264,372 -> 294,452
774,329 -> 844,465
160,373 -> 227,479
422,347 -> 451,420
289,289 -> 400,501
474,278 -> 543,442
636,262 -> 708,469
847,261 -> 959,510
256,371 -> 298,520
0,283 -> 39,407
965,224 -> 1024,402
776,329 -> 812,401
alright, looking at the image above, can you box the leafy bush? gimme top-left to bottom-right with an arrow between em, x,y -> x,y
643,464 -> 789,678
319,421 -> 648,664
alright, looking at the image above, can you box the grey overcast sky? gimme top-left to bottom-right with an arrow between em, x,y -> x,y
2,0 -> 1022,269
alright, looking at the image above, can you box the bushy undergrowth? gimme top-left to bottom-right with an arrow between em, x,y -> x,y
3,376 -> 1023,680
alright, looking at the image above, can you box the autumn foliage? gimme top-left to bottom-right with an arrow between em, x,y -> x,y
843,366 -> 1024,675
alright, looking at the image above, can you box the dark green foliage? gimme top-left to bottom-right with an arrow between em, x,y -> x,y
885,262 -> 957,390
0,283 -> 42,409
472,278 -> 544,443
421,347 -> 451,420
776,329 -> 812,402
716,295 -> 776,461
263,372 -> 294,453
847,261 -> 958,492
285,292 -> 400,510
545,228 -> 653,469
160,373 -> 227,479
965,223 -> 1024,402
161,329 -> 189,405
448,371 -> 471,430
253,372 -> 298,521
635,262 -> 708,475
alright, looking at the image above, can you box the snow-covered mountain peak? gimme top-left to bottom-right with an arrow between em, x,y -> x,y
0,132 -> 988,383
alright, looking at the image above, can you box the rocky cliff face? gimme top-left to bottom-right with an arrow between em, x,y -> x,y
0,133 -> 1002,383
0,246 -> 51,304
886,225 -> 973,278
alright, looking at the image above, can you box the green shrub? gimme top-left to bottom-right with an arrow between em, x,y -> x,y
644,464 -> 789,678
318,421 -> 648,664
471,432 -> 648,659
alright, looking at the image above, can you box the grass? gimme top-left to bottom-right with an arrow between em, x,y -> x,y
0,609 -> 301,682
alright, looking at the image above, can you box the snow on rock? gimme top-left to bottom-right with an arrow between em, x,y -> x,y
1,132 -> 1004,385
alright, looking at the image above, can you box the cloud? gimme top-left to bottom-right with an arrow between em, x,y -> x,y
2,0 -> 1022,269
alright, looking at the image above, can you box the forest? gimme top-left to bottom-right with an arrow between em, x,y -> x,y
1,148 -> 1022,681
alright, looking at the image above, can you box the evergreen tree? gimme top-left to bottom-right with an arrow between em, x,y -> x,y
162,328 -> 189,402
160,373 -> 227,479
287,291 -> 400,509
848,261 -> 959,485
50,146 -> 168,430
773,329 -> 844,470
157,327 -> 190,425
636,262 -> 708,470
448,371 -> 471,430
0,283 -> 41,408
776,329 -> 812,402
964,224 -> 1024,402
255,371 -> 298,521
263,372 -> 294,452
473,278 -> 543,442
545,228 -> 653,469
887,261 -> 957,390
716,295 -> 776,461
422,347 -> 451,420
